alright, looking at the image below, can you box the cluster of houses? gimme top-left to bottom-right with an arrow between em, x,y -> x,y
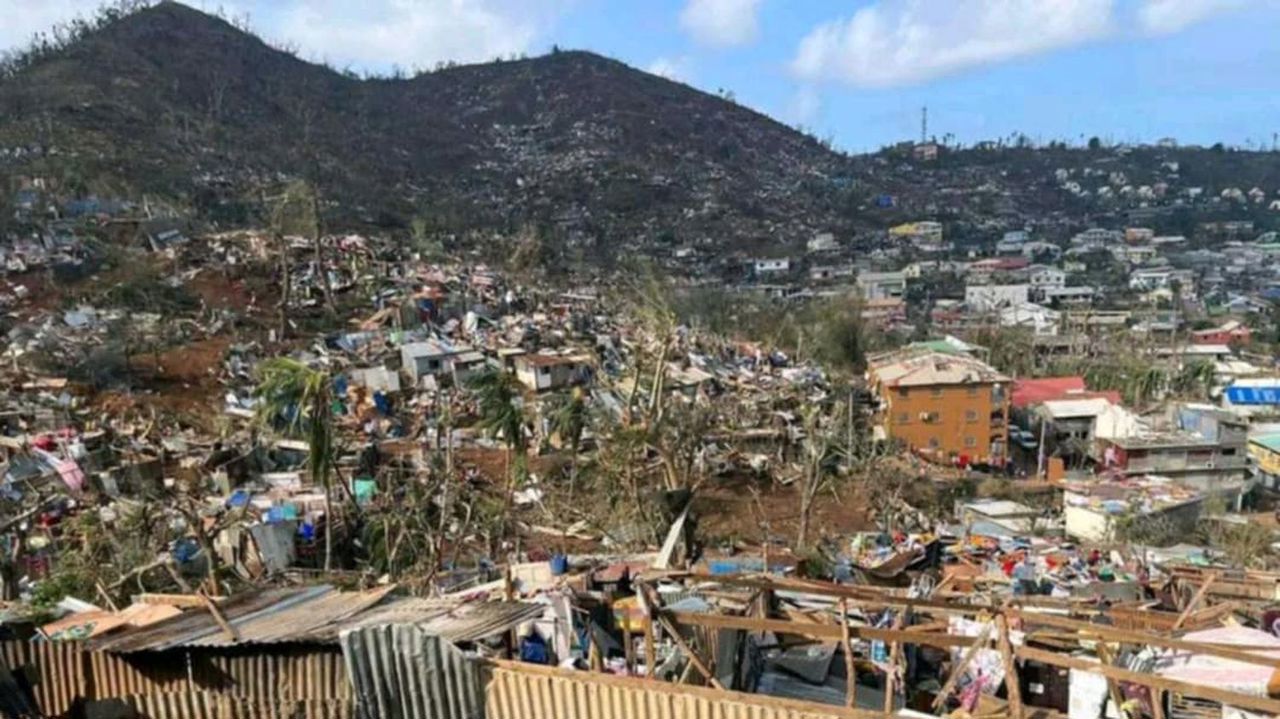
863,338 -> 1280,544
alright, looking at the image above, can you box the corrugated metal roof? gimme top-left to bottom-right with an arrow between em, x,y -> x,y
341,625 -> 484,719
86,585 -> 542,654
343,599 -> 545,643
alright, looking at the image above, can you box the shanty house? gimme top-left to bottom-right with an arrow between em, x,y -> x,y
451,350 -> 489,386
400,339 -> 469,384
514,353 -> 593,392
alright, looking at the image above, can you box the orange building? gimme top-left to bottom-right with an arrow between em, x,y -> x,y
867,351 -> 1011,465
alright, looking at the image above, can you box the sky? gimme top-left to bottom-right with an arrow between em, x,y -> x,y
3,0 -> 1280,153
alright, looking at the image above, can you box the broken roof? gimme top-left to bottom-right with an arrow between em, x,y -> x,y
85,585 -> 542,653
869,350 -> 1008,388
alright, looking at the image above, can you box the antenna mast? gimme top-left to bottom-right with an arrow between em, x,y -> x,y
920,106 -> 928,144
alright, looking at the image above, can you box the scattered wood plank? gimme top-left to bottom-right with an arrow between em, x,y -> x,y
1173,573 -> 1217,631
840,598 -> 856,708
933,623 -> 994,711
197,590 -> 238,643
1015,645 -> 1280,716
997,614 -> 1022,719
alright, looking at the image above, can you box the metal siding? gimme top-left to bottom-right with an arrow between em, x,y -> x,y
0,640 -> 349,712
340,625 -> 485,719
484,663 -> 877,719
115,691 -> 353,719
0,640 -> 85,717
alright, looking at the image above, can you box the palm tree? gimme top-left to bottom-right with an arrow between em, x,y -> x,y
1128,366 -> 1167,406
548,387 -> 589,492
1173,361 -> 1216,399
254,357 -> 337,571
468,368 -> 527,551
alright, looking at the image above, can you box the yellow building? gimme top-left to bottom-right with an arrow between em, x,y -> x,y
1249,433 -> 1280,490
867,350 -> 1010,465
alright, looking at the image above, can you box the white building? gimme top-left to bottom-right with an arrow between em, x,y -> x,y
1020,241 -> 1062,260
401,339 -> 472,384
1043,286 -> 1096,305
752,258 -> 791,274
1129,267 -> 1194,292
965,283 -> 1030,312
807,233 -> 839,253
1028,266 -> 1066,292
999,302 -> 1061,335
1071,228 -> 1122,249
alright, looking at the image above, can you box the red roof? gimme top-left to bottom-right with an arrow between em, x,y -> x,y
1013,377 -> 1084,407
1012,376 -> 1121,408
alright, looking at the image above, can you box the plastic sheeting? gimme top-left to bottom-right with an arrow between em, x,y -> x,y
340,625 -> 484,719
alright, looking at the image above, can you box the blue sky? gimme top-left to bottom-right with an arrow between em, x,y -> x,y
4,0 -> 1280,152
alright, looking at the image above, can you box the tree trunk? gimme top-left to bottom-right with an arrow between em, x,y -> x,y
323,482 -> 334,572
277,232 -> 291,341
495,446 -> 515,558
312,191 -> 335,314
797,490 -> 812,550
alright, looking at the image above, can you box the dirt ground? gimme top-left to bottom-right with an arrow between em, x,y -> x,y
92,336 -> 232,422
693,474 -> 876,548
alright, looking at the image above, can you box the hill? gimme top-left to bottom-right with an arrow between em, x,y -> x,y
0,1 -> 850,257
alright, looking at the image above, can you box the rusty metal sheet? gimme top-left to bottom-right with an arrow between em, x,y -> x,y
0,639 -> 86,717
88,586 -> 330,653
343,599 -> 545,643
484,662 -> 875,719
340,625 -> 485,719
105,691 -> 352,719
86,585 -> 541,652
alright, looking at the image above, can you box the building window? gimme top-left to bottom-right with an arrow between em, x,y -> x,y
899,388 -> 910,398
931,387 -> 944,398
897,412 -> 910,424
928,437 -> 940,449
964,436 -> 977,448
967,386 -> 978,397
965,410 -> 978,422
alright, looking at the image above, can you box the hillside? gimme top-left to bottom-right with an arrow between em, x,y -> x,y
0,1 -> 850,256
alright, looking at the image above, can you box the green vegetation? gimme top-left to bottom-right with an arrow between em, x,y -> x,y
254,358 -> 337,570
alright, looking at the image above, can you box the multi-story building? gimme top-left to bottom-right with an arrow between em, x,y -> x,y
855,271 -> 907,301
1094,405 -> 1249,492
867,351 -> 1011,465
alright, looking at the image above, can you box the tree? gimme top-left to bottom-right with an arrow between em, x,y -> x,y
255,358 -> 338,571
1209,520 -> 1273,569
468,368 -> 528,553
1172,360 -> 1216,400
1087,136 -> 1102,151
266,181 -> 327,337
548,387 -> 589,492
796,409 -> 844,550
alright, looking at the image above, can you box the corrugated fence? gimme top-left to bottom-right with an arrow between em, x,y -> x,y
5,638 -> 871,719
341,625 -> 485,719
485,662 -> 876,719
0,640 -> 351,718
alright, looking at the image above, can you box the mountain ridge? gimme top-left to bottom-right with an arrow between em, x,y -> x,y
0,1 -> 851,256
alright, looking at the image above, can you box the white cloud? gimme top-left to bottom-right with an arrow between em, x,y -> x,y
646,56 -> 692,82
791,0 -> 1115,88
679,0 -> 763,47
1136,0 -> 1247,35
0,0 -> 102,52
274,0 -> 564,71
